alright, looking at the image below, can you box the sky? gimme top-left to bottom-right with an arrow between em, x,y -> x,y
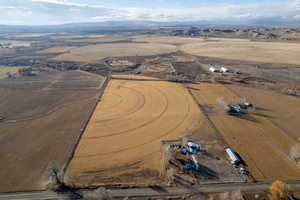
0,0 -> 299,25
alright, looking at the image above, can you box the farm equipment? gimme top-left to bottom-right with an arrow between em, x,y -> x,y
227,104 -> 243,116
239,102 -> 253,109
217,98 -> 254,116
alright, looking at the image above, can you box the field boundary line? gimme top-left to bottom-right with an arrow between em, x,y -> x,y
61,74 -> 110,181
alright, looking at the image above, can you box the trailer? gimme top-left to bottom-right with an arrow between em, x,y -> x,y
225,148 -> 240,165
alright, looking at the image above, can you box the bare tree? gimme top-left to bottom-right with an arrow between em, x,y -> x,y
270,180 -> 293,200
290,143 -> 300,162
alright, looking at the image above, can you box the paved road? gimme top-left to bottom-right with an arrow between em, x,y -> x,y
2,183 -> 300,199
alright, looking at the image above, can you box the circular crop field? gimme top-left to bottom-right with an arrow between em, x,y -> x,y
66,75 -> 203,186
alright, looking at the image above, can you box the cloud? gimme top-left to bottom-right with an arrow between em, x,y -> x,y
30,0 -> 103,8
0,0 -> 299,25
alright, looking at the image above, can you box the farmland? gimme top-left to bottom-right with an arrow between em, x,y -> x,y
188,83 -> 300,181
0,66 -> 21,79
228,85 -> 300,141
180,38 -> 300,65
0,71 -> 106,192
1,27 -> 300,195
51,43 -> 177,62
65,75 -> 203,187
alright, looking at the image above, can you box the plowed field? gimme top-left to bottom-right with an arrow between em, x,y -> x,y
65,75 -> 203,186
189,83 -> 300,181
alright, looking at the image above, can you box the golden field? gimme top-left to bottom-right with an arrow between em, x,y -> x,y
52,43 -> 177,62
180,38 -> 300,65
0,67 -> 21,79
228,85 -> 300,141
189,83 -> 300,181
65,75 -> 203,186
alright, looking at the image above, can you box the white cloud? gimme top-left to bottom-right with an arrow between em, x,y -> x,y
0,0 -> 300,25
31,0 -> 104,8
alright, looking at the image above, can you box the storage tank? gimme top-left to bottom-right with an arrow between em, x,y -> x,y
209,67 -> 216,72
225,148 -> 240,165
220,67 -> 229,73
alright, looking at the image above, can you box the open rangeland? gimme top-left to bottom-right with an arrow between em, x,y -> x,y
0,40 -> 31,48
49,34 -> 106,40
188,83 -> 300,181
228,85 -> 300,141
64,36 -> 130,43
0,71 -> 106,193
180,38 -> 300,65
132,35 -> 205,45
38,46 -> 75,54
51,43 -> 177,62
0,48 -> 15,55
65,75 -> 203,187
0,66 -> 21,79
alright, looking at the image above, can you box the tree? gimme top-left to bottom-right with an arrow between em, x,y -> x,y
290,143 -> 300,161
270,180 -> 293,200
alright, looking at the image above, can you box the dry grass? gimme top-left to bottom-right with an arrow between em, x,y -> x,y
180,38 -> 300,65
14,33 -> 51,38
0,40 -> 31,48
38,46 -> 75,54
0,48 -> 15,55
189,83 -> 300,181
110,60 -> 134,68
50,34 -> 106,40
132,35 -> 204,45
228,85 -> 300,141
65,36 -> 130,43
0,66 -> 21,79
65,75 -> 203,186
52,43 -> 177,62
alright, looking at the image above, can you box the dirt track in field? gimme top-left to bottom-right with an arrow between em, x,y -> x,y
65,75 -> 203,186
189,83 -> 300,181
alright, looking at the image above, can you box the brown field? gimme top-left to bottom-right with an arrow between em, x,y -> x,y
65,36 -> 130,43
180,38 -> 300,65
228,85 -> 300,141
138,57 -> 176,73
52,43 -> 177,62
65,75 -> 203,186
132,35 -> 204,45
189,83 -> 300,181
38,46 -> 75,54
110,60 -> 134,68
0,48 -> 15,55
49,34 -> 106,40
14,33 -> 51,38
0,40 -> 31,48
0,66 -> 21,79
0,71 -> 106,192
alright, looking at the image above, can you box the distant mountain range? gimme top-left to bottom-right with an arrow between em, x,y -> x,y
0,20 -> 300,34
